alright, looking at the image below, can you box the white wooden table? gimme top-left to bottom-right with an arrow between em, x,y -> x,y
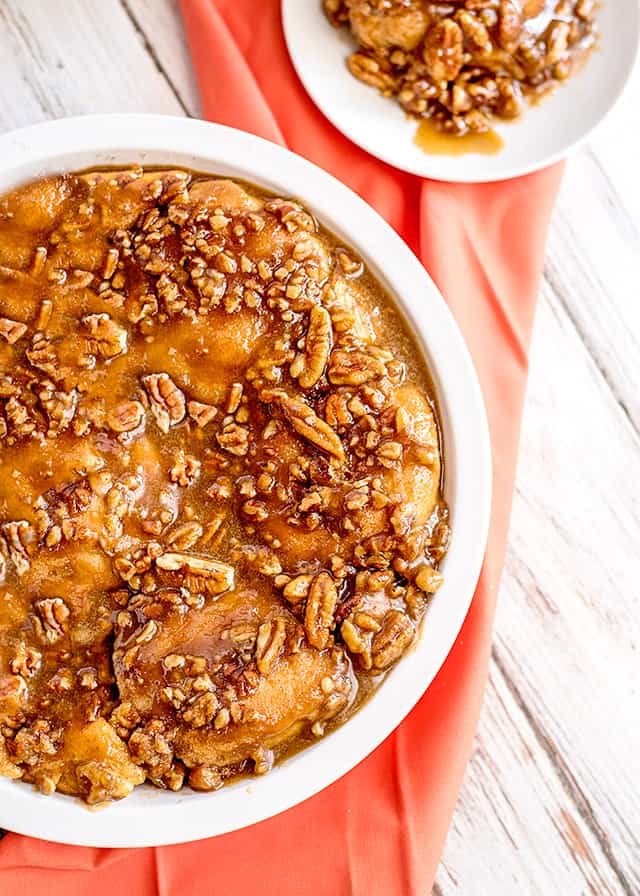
0,3 -> 638,892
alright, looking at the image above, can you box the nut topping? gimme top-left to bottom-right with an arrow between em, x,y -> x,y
0,165 -> 447,804
371,611 -> 415,670
2,521 -> 33,575
304,572 -> 338,650
0,318 -> 28,345
33,598 -> 70,645
82,313 -> 128,359
255,617 -> 287,675
156,553 -> 234,594
142,373 -> 186,433
297,305 -> 332,389
107,400 -> 145,433
264,389 -> 345,462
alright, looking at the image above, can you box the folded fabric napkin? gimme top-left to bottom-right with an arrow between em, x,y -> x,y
0,1 -> 563,892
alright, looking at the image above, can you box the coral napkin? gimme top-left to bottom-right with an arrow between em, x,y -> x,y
0,1 -> 563,892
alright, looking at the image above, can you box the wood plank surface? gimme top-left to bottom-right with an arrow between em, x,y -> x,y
0,2 -> 638,893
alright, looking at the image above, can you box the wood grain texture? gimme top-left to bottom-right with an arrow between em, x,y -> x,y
0,2 -> 638,893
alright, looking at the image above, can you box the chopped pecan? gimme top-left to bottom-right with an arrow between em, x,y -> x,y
265,198 -> 316,233
324,393 -> 353,430
304,572 -> 338,650
498,0 -> 522,50
371,610 -> 415,670
281,574 -> 313,605
2,520 -> 34,575
328,350 -> 386,386
82,313 -> 128,359
423,19 -> 463,82
216,422 -> 249,456
169,451 -> 201,487
455,10 -> 491,52
414,562 -> 444,594
255,617 -> 287,675
38,382 -> 78,435
142,373 -> 186,433
167,521 -> 203,551
156,552 -> 235,594
545,20 -> 570,65
182,691 -> 218,728
189,765 -> 223,791
10,644 -> 42,679
33,597 -> 70,644
340,617 -> 371,668
187,400 -> 218,428
0,317 -> 28,344
348,53 -> 397,92
264,389 -> 345,462
26,335 -> 58,378
296,305 -> 332,389
107,399 -> 145,433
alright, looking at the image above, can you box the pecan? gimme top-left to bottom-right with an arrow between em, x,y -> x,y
10,644 -> 42,679
82,313 -> 128,359
142,373 -> 186,433
455,10 -> 491,52
169,451 -> 201,487
0,318 -> 28,345
156,552 -> 235,594
182,691 -> 218,728
265,198 -> 316,234
304,572 -> 338,650
4,396 -> 36,437
545,20 -> 570,66
371,610 -> 415,670
296,305 -> 332,389
225,383 -> 243,415
414,562 -> 444,594
189,765 -> 223,791
328,350 -> 387,386
2,520 -> 34,575
102,248 -> 119,280
187,400 -> 218,427
216,422 -> 249,456
348,53 -> 397,93
167,521 -> 203,551
264,389 -> 345,462
324,393 -> 353,430
423,19 -> 463,83
107,399 -> 145,433
255,617 -> 287,675
252,746 -> 275,775
498,0 -> 522,51
128,720 -> 173,773
26,335 -> 58,378
38,382 -> 78,435
340,618 -> 372,668
281,573 -> 313,604
33,597 -> 70,644
110,702 -> 140,739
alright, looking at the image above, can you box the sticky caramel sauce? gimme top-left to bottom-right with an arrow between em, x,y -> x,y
414,119 -> 505,157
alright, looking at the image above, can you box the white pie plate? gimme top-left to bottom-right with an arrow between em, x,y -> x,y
282,0 -> 640,182
0,114 -> 491,847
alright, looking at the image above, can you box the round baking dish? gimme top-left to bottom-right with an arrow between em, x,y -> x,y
0,114 -> 491,847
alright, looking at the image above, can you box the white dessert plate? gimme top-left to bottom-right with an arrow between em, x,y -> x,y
0,114 -> 490,846
282,0 -> 639,182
